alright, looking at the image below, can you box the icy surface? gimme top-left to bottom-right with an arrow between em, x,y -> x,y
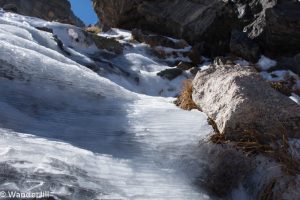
290,93 -> 300,105
0,10 -> 215,200
256,55 -> 277,71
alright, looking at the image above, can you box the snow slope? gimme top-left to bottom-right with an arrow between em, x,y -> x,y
0,10 -> 216,200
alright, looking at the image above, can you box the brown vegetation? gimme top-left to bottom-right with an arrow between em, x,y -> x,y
85,26 -> 101,34
175,79 -> 198,110
270,81 -> 293,96
210,129 -> 300,200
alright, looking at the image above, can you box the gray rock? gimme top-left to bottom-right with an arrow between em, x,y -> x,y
190,67 -> 200,75
277,53 -> 300,76
91,34 -> 123,54
192,64 -> 300,141
263,1 -> 300,56
237,0 -> 300,57
2,3 -> 17,12
230,30 -> 260,63
132,29 -> 188,49
0,0 -> 84,27
187,43 -> 205,65
213,57 -> 235,66
93,0 -> 300,57
93,0 -> 237,56
177,61 -> 196,71
157,68 -> 183,80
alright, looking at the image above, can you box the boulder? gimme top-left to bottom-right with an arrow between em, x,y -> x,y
93,0 -> 238,56
93,0 -> 300,57
263,1 -> 300,56
177,61 -> 196,71
277,53 -> 300,76
132,29 -> 188,49
187,43 -> 205,65
2,3 -> 17,12
0,0 -> 84,27
190,67 -> 200,75
91,35 -> 123,54
157,68 -> 183,80
213,56 -> 235,66
237,0 -> 300,57
230,30 -> 260,63
192,64 -> 300,141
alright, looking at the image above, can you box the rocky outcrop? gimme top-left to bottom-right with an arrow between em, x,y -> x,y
93,0 -> 238,57
230,30 -> 260,63
93,0 -> 300,59
229,0 -> 300,58
192,63 -> 300,141
157,68 -> 183,80
277,53 -> 300,76
132,29 -> 188,49
263,1 -> 300,57
91,35 -> 123,54
0,0 -> 84,27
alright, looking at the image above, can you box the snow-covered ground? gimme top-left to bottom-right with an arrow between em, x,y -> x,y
0,9 -> 299,200
0,10 -> 216,200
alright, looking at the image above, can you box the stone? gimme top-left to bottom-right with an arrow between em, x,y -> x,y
213,57 -> 235,66
0,0 -> 84,27
263,1 -> 300,56
132,29 -> 188,49
277,53 -> 300,76
190,67 -> 200,75
91,34 -> 123,54
177,61 -> 195,71
93,0 -> 238,56
192,64 -> 300,141
187,43 -> 205,65
157,68 -> 183,80
93,0 -> 300,57
2,3 -> 18,12
230,30 -> 261,63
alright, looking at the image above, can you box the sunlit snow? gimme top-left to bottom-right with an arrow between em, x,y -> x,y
0,10 -> 215,200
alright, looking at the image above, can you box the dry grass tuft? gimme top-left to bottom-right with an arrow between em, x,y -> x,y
210,129 -> 300,175
270,81 -> 293,96
209,129 -> 300,199
175,79 -> 198,110
85,26 -> 102,34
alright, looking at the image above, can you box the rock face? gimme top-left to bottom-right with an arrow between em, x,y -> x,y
263,1 -> 300,56
0,0 -> 84,27
229,0 -> 300,58
132,29 -> 188,49
278,53 -> 300,76
93,0 -> 300,58
230,30 -> 260,63
93,0 -> 237,56
192,64 -> 300,140
157,68 -> 183,80
91,34 -> 124,54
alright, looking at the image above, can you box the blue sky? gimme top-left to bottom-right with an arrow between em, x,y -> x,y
69,0 -> 98,25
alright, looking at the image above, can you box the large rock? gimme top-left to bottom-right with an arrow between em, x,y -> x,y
93,0 -> 300,58
263,1 -> 300,56
192,64 -> 300,141
277,53 -> 300,76
236,0 -> 300,57
132,29 -> 188,49
230,30 -> 261,63
91,34 -> 123,54
0,0 -> 84,27
93,0 -> 238,56
157,68 -> 183,80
